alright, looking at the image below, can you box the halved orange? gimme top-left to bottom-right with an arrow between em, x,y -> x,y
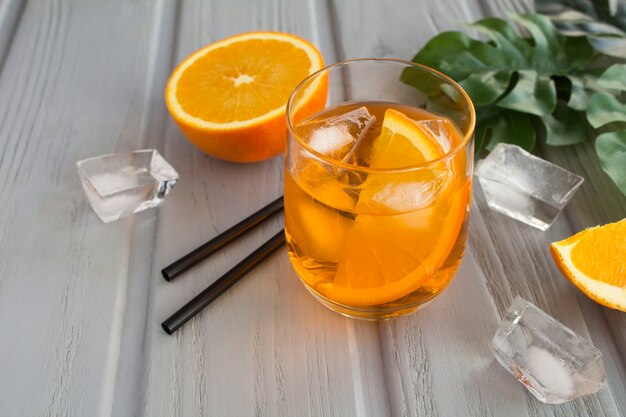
165,32 -> 326,163
323,109 -> 467,307
550,218 -> 626,312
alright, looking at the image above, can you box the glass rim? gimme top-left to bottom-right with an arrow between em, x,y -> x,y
286,58 -> 476,173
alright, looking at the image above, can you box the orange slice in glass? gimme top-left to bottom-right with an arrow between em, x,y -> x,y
368,108 -> 445,168
324,109 -> 467,307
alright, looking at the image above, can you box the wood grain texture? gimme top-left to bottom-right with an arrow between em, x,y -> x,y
0,0 -> 25,71
480,0 -> 626,414
541,136 -> 626,416
0,1 -> 176,416
0,0 -> 623,416
332,0 -> 626,416
328,0 -> 485,61
476,1 -> 624,416
140,1 -> 388,416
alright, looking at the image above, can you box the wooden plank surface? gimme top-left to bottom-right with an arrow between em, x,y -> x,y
141,1 -> 388,416
0,1 -> 175,416
0,0 -> 25,70
0,0 -> 623,416
331,1 -> 625,416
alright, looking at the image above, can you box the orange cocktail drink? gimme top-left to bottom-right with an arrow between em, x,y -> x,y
285,59 -> 475,319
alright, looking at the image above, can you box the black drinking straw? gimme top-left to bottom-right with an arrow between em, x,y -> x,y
161,196 -> 284,281
161,230 -> 286,334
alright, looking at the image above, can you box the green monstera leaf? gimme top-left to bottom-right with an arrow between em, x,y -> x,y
595,132 -> 626,193
404,13 -> 594,155
404,11 -> 626,196
475,106 -> 536,153
536,0 -> 626,58
587,63 -> 626,194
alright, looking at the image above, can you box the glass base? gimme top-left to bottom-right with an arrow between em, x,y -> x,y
286,213 -> 469,320
298,276 -> 441,320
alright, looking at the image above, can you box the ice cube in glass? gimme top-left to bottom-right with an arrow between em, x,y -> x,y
475,144 -> 583,230
415,118 -> 456,153
76,149 -> 178,223
493,296 -> 606,404
303,106 -> 375,161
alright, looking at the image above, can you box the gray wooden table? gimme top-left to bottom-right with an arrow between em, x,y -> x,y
0,0 -> 624,416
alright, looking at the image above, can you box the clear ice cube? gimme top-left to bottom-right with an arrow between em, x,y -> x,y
475,144 -> 584,230
305,107 -> 375,161
493,296 -> 606,404
415,119 -> 456,153
369,173 -> 450,213
308,125 -> 354,156
77,149 -> 178,223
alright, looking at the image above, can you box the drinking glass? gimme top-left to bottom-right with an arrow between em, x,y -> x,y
285,59 -> 475,319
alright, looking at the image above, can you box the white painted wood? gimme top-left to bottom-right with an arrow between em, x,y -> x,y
0,0 -> 25,70
541,142 -> 626,415
140,1 -> 389,416
0,0 -> 623,416
332,0 -> 626,416
328,0 -> 486,61
0,1 -> 177,416
469,188 -> 624,416
477,2 -> 626,414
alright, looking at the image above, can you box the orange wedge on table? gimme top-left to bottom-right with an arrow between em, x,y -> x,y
165,32 -> 326,163
550,218 -> 626,312
323,109 -> 467,307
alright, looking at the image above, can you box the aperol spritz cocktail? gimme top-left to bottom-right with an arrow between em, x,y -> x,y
285,59 -> 475,319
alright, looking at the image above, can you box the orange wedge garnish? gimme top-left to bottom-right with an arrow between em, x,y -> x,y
327,183 -> 468,307
368,108 -> 445,168
323,109 -> 467,307
165,32 -> 326,162
550,218 -> 626,312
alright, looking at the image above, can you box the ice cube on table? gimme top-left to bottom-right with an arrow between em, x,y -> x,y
475,143 -> 583,230
305,107 -> 375,161
493,296 -> 606,404
77,149 -> 178,223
